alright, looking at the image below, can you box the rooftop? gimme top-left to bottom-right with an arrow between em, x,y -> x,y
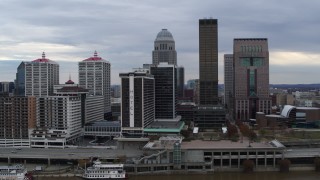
83,51 -> 109,62
85,120 -> 121,127
155,29 -> 174,41
57,86 -> 89,93
180,140 -> 283,150
144,120 -> 184,133
32,52 -> 58,64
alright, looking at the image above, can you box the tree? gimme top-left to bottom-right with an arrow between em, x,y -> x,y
259,129 -> 267,138
314,157 -> 320,171
181,129 -> 192,139
239,124 -> 250,137
227,124 -> 238,138
242,159 -> 254,173
278,159 -> 291,172
248,130 -> 257,141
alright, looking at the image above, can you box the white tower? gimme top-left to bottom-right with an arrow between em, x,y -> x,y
152,29 -> 177,65
79,51 -> 111,114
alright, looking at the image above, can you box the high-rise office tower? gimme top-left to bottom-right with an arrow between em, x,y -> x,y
79,51 -> 111,114
152,29 -> 177,65
224,54 -> 234,114
150,63 -> 177,119
0,82 -> 14,94
195,19 -> 225,129
15,62 -> 26,96
16,52 -> 59,96
176,66 -> 185,98
199,19 -> 218,105
233,38 -> 271,120
119,69 -> 155,135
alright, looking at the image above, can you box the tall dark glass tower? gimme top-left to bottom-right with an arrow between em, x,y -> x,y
199,19 -> 218,105
195,19 -> 225,130
150,63 -> 177,119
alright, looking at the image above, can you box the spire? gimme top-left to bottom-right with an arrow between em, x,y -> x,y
42,52 -> 46,59
65,73 -> 74,84
94,50 -> 98,57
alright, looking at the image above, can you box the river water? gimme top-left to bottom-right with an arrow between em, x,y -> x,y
35,171 -> 320,180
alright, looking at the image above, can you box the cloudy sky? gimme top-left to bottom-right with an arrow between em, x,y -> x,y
0,0 -> 319,84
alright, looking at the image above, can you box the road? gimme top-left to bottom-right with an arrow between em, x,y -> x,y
0,147 -> 143,160
284,148 -> 320,158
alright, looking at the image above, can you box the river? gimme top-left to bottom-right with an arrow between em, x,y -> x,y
35,171 -> 320,180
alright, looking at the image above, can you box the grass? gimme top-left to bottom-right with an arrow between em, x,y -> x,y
265,130 -> 320,141
259,129 -> 320,141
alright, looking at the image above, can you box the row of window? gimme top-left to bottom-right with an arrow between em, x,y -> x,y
240,45 -> 263,52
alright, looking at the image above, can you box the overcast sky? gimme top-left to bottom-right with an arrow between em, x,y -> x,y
0,0 -> 319,84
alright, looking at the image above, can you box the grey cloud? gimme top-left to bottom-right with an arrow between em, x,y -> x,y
0,0 -> 320,84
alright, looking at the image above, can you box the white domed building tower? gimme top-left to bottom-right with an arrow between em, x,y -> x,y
23,52 -> 59,96
152,29 -> 177,65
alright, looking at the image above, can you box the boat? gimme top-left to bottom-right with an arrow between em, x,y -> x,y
0,164 -> 32,180
82,160 -> 127,179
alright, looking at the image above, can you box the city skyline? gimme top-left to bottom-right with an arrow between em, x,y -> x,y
0,0 -> 320,84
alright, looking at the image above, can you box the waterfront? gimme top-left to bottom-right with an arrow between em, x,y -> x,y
35,171 -> 320,180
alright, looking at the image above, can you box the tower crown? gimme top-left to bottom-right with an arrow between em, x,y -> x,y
155,29 -> 174,41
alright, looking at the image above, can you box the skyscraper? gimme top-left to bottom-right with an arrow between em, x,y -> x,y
119,69 -> 155,135
199,19 -> 218,105
150,63 -> 177,119
176,66 -> 185,98
195,19 -> 225,129
0,82 -> 14,94
16,52 -> 59,96
79,51 -> 111,114
224,54 -> 234,114
152,29 -> 177,65
233,38 -> 271,120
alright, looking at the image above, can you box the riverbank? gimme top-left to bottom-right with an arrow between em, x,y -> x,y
33,171 -> 320,180
1,161 -> 318,177
32,164 -> 318,177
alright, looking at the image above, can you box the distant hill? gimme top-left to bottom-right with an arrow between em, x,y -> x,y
218,84 -> 320,90
270,84 -> 320,89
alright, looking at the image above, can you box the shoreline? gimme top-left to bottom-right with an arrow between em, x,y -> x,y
31,164 -> 318,177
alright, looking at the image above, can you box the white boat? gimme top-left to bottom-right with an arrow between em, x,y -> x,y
82,160 -> 127,179
0,164 -> 30,180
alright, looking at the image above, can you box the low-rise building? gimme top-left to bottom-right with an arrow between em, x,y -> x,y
133,138 -> 285,172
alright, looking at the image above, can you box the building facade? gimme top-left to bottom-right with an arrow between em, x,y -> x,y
17,53 -> 59,97
152,29 -> 177,66
54,80 -> 104,125
0,96 -> 36,147
199,19 -> 218,105
34,96 -> 82,147
224,54 -> 234,115
176,66 -> 185,98
0,82 -> 14,94
79,51 -> 111,114
150,63 -> 177,120
233,38 -> 271,121
85,96 -> 105,123
120,69 -> 155,135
